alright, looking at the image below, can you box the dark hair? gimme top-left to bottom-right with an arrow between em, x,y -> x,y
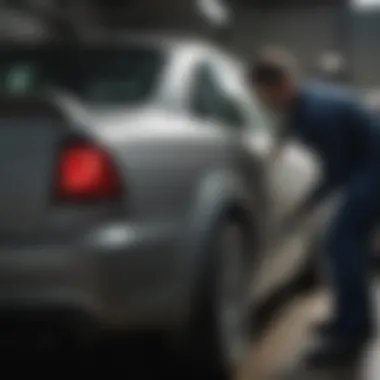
251,48 -> 297,86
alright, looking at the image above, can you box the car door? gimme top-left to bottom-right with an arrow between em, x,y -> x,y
240,93 -> 323,299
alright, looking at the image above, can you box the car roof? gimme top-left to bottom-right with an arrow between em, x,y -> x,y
0,31 -> 218,54
95,32 -> 244,60
0,31 -> 244,73
85,31 -> 221,53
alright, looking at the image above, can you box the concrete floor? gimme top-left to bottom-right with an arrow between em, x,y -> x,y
3,286 -> 379,380
238,288 -> 379,380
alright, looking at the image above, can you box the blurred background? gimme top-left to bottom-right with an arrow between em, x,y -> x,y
2,0 -> 380,103
0,0 -> 378,84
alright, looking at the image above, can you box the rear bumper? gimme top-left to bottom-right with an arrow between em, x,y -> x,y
0,221 -> 188,333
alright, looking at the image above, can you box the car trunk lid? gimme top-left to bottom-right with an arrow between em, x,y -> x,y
0,97 -> 66,237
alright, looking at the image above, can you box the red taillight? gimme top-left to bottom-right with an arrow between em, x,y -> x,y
56,141 -> 122,200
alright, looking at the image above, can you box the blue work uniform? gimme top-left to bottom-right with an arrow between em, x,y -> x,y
290,82 -> 380,336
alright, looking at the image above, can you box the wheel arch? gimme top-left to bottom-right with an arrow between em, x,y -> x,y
177,169 -> 262,320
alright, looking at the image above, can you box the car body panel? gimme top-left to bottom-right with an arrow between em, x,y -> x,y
0,36 -> 325,332
244,130 -> 323,299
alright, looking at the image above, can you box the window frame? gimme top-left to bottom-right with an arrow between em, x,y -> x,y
188,58 -> 249,130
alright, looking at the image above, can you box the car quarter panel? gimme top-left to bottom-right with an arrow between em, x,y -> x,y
84,110 -> 263,316
88,110 -> 240,223
177,167 -> 262,308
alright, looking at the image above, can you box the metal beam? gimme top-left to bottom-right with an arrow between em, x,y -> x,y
237,0 -> 347,7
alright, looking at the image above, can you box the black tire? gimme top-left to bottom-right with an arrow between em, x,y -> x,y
182,216 -> 251,379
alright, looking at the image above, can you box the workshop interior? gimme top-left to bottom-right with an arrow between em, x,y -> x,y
1,1 -> 380,379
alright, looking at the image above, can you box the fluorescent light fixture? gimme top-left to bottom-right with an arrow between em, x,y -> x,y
352,0 -> 380,10
319,52 -> 345,73
196,0 -> 231,27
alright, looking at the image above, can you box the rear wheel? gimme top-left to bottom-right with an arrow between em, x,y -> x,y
184,218 -> 252,379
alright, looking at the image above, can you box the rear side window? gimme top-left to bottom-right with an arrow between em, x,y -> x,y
0,45 -> 164,104
190,63 -> 246,128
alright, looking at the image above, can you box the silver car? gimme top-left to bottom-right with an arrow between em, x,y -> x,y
0,36 -> 323,376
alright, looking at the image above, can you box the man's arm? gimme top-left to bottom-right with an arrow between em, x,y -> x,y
288,98 -> 380,227
345,100 -> 380,198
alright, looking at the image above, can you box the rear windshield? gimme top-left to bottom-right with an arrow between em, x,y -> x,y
0,45 -> 165,103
